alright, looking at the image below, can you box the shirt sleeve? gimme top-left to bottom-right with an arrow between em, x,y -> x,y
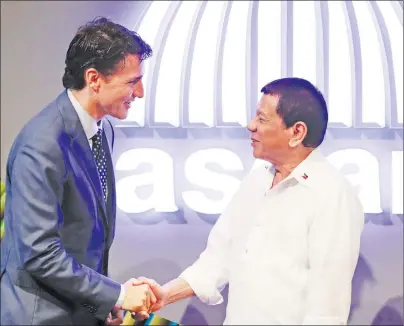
179,210 -> 232,305
115,285 -> 125,307
179,179 -> 250,305
302,183 -> 364,325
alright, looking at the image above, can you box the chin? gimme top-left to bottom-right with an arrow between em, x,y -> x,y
252,149 -> 260,159
112,111 -> 128,120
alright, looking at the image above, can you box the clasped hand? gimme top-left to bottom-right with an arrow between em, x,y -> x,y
108,277 -> 165,324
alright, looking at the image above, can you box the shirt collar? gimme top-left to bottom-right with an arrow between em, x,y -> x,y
263,149 -> 325,188
67,89 -> 101,140
288,149 -> 325,188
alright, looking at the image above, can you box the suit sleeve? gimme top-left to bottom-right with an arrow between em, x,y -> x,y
9,142 -> 120,320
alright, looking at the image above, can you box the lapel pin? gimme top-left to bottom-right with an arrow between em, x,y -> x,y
302,173 -> 308,180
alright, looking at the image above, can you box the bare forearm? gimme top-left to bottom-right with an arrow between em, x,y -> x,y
163,277 -> 195,305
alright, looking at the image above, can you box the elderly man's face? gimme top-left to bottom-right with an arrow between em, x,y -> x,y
247,94 -> 292,162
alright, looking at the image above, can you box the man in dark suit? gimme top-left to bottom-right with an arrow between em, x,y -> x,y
0,17 -> 162,325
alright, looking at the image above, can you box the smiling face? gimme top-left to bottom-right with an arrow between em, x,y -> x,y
247,94 -> 293,162
86,53 -> 144,120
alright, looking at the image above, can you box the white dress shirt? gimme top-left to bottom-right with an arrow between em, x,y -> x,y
67,89 -> 125,307
67,89 -> 100,145
180,150 -> 364,325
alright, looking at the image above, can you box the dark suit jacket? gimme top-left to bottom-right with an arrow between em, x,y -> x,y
0,90 -> 121,325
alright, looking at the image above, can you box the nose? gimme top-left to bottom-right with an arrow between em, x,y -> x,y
247,118 -> 256,132
133,79 -> 144,99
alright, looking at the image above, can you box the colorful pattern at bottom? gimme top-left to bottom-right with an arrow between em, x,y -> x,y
122,311 -> 180,326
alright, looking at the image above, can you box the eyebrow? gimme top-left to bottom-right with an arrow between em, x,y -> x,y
129,75 -> 143,83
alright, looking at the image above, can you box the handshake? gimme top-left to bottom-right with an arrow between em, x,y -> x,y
108,277 -> 166,324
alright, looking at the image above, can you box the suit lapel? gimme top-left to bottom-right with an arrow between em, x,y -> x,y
57,91 -> 108,224
70,133 -> 108,219
102,131 -> 116,230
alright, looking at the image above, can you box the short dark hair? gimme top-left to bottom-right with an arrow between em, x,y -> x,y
62,17 -> 152,90
260,77 -> 328,148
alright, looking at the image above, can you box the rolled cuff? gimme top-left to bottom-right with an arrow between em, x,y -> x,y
179,266 -> 224,306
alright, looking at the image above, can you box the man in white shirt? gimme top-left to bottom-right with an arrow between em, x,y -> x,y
139,77 -> 364,325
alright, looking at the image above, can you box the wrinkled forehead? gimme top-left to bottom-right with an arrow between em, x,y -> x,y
257,93 -> 280,114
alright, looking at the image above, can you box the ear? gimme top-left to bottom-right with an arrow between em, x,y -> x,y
84,68 -> 102,92
288,121 -> 307,148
